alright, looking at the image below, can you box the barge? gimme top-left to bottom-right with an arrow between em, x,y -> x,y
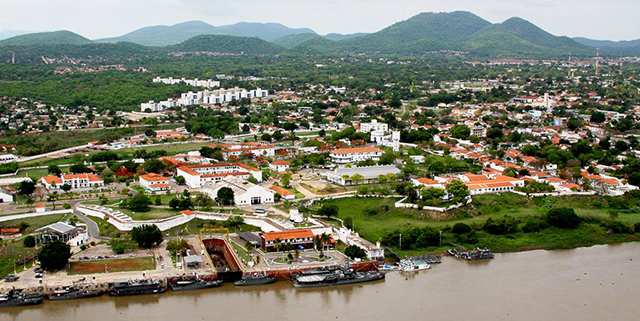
293,269 -> 385,288
0,289 -> 44,307
109,280 -> 166,296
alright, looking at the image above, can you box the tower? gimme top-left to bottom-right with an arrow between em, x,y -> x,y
595,48 -> 600,78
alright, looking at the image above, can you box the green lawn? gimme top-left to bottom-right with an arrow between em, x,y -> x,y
88,216 -> 126,238
0,239 -> 38,278
320,194 -> 640,256
0,214 -> 70,233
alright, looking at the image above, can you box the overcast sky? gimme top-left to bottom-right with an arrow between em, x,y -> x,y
2,0 -> 639,40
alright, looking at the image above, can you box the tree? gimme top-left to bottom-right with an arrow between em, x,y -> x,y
281,173 -> 292,188
143,158 -> 166,173
23,235 -> 36,248
272,131 -> 284,141
450,125 -> 471,140
318,204 -> 338,218
125,192 -> 151,212
590,111 -> 606,123
47,165 -> 62,176
154,195 -> 162,206
223,216 -> 244,230
421,188 -> 445,201
447,179 -> 469,203
131,225 -> 163,248
344,245 -> 367,260
216,187 -> 235,206
38,241 -> 71,271
175,176 -> 186,185
567,117 -> 583,131
69,163 -> 91,174
343,217 -> 353,229
452,222 -> 472,234
546,208 -> 581,229
144,129 -> 157,137
17,180 -> 36,195
61,184 -> 72,193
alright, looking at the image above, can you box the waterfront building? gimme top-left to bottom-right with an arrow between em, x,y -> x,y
260,229 -> 315,252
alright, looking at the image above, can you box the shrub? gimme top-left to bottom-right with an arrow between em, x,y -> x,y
603,221 -> 633,234
546,208 -> 581,229
521,218 -> 549,233
344,245 -> 367,260
483,216 -> 519,235
38,241 -> 71,271
635,223 -> 640,233
23,235 -> 36,248
451,223 -> 472,234
343,217 -> 353,229
131,225 -> 163,249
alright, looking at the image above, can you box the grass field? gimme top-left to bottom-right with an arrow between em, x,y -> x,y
0,214 -> 69,233
68,256 -> 156,275
320,194 -> 640,256
0,239 -> 38,278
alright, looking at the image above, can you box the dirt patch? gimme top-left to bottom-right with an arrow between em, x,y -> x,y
68,256 -> 156,275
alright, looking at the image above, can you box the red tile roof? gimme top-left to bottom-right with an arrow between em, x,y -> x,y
262,229 -> 314,242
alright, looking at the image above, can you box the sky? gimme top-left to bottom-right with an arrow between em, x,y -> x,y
2,0 -> 639,41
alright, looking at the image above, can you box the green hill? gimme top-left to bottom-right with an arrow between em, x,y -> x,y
172,34 -> 284,55
273,33 -> 322,49
98,21 -> 315,46
0,30 -> 93,47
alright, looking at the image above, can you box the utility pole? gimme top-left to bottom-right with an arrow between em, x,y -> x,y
399,233 -> 402,249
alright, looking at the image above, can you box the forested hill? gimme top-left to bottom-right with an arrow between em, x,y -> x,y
0,30 -> 93,47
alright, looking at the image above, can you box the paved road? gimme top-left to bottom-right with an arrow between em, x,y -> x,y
73,209 -> 102,239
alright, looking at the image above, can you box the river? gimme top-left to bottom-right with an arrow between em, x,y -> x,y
3,243 -> 639,321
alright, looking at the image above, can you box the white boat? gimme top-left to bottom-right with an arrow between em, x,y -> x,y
400,260 -> 431,272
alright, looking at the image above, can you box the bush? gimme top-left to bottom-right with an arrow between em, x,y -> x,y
635,223 -> 640,233
318,204 -> 338,218
166,239 -> 190,256
451,223 -> 472,234
109,239 -> 137,254
603,221 -> 633,234
343,217 -> 353,229
483,216 -> 519,235
23,235 -> 36,248
38,241 -> 71,271
521,218 -> 549,233
546,208 -> 581,229
344,245 -> 367,260
131,225 -> 163,248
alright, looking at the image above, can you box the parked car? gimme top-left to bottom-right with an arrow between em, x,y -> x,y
4,274 -> 19,282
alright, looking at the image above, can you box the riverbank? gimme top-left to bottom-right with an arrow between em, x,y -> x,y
3,243 -> 639,321
318,193 -> 640,257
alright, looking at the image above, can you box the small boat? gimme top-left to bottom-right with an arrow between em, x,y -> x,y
48,286 -> 103,301
0,290 -> 44,307
449,248 -> 494,261
234,273 -> 277,286
169,278 -> 223,291
399,259 -> 431,272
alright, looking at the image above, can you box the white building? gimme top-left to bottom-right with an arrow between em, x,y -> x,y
217,142 -> 276,159
40,173 -> 104,191
359,120 -> 389,134
153,77 -> 221,88
359,120 -> 400,151
330,146 -> 383,164
202,177 -> 274,206
325,165 -> 400,186
177,163 -> 262,188
139,173 -> 170,194
140,87 -> 269,112
269,160 -> 290,173
0,154 -> 18,164
0,188 -> 13,203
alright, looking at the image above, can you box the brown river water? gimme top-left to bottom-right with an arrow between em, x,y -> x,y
2,243 -> 639,321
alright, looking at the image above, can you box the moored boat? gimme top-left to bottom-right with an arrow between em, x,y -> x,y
293,269 -> 385,288
48,286 -> 103,301
169,278 -> 223,291
234,273 -> 277,286
109,279 -> 166,296
0,290 -> 44,307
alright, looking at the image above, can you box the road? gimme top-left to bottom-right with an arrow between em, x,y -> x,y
73,209 -> 101,239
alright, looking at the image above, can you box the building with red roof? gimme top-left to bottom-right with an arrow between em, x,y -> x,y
261,229 -> 314,252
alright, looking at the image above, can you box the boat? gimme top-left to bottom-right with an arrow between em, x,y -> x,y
399,259 -> 431,272
0,290 -> 44,307
233,273 -> 277,286
109,279 -> 166,296
448,248 -> 495,261
379,264 -> 399,272
293,269 -> 385,288
48,286 -> 104,301
169,278 -> 223,291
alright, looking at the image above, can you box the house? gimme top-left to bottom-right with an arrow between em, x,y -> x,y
139,173 -> 170,194
202,177 -> 274,206
411,178 -> 446,189
215,142 -> 275,159
0,188 -> 13,203
270,185 -> 295,200
177,163 -> 262,188
269,160 -> 290,173
330,146 -> 383,164
458,173 -> 525,195
260,229 -> 315,252
40,173 -> 104,191
325,165 -> 401,186
35,222 -> 82,244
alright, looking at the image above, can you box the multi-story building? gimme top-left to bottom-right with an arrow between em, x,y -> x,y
139,173 -> 171,194
330,146 -> 383,164
216,142 -> 276,160
201,177 -> 274,206
40,173 -> 104,191
177,163 -> 262,188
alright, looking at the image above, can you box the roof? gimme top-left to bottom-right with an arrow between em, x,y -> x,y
262,229 -> 314,242
330,146 -> 382,155
37,222 -> 76,234
271,160 -> 290,166
41,175 -> 62,185
415,178 -> 440,185
270,185 -> 293,196
140,173 -> 168,182
332,165 -> 400,180
62,173 -> 102,182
